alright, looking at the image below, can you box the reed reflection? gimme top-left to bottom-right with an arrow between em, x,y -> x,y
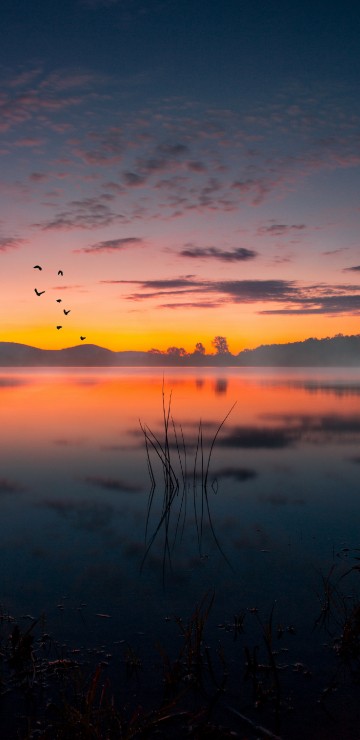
140,391 -> 236,580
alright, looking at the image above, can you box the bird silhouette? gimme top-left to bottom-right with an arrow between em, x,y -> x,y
33,265 -> 42,270
80,336 -> 86,341
34,288 -> 45,296
56,325 -> 63,330
56,299 -> 62,303
63,309 -> 71,315
58,270 -> 63,276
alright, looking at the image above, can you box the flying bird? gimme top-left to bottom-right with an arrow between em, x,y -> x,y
33,265 -> 42,270
56,325 -> 63,330
34,288 -> 45,296
80,336 -> 86,341
63,309 -> 71,315
58,270 -> 63,276
56,299 -> 62,303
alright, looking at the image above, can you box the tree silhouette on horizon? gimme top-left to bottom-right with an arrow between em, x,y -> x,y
212,336 -> 230,354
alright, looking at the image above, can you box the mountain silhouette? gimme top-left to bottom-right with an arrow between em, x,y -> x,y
0,335 -> 359,366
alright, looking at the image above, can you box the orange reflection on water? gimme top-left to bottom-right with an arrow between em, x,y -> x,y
1,368 -> 359,455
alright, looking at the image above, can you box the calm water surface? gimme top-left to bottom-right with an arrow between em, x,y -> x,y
1,367 -> 360,657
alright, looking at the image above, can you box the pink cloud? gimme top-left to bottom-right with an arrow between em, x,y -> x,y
0,236 -> 26,251
33,196 -> 123,231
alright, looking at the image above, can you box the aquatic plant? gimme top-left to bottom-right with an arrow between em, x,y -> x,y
139,384 -> 236,579
3,582 -> 360,738
315,555 -> 360,680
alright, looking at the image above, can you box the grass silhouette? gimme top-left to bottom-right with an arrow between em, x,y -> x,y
139,384 -> 236,580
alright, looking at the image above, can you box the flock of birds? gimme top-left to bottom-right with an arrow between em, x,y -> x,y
33,265 -> 86,341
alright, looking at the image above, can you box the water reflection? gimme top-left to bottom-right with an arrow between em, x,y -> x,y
0,367 -> 359,626
0,376 -> 26,388
214,377 -> 228,394
0,478 -> 26,494
291,382 -> 360,397
43,498 -> 116,534
83,475 -> 143,493
261,413 -> 360,442
260,370 -> 360,397
211,466 -> 257,482
218,425 -> 295,448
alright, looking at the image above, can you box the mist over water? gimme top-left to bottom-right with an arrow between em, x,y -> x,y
1,366 -> 360,652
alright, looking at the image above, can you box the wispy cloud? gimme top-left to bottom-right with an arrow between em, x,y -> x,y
257,223 -> 306,237
0,66 -> 107,138
29,172 -> 48,182
105,278 -> 199,290
0,236 -> 26,251
100,276 -> 360,315
323,247 -> 349,256
122,171 -> 148,188
49,284 -> 83,291
106,277 -> 297,302
76,236 -> 144,253
15,137 -> 44,148
73,127 -> 124,166
343,265 -> 360,272
159,300 -> 222,309
230,177 -> 283,206
34,196 -> 123,231
135,142 -> 190,178
179,245 -> 258,262
7,68 -> 43,88
261,294 -> 360,315
3,74 -> 360,234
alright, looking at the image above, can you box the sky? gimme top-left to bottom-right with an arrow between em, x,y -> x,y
1,0 -> 360,352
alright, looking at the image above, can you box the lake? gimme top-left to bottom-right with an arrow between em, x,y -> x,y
1,366 -> 360,737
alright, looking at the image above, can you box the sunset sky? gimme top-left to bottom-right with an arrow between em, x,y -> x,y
1,0 -> 360,352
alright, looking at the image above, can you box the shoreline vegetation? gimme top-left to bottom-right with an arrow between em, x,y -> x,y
0,334 -> 360,367
1,564 -> 360,740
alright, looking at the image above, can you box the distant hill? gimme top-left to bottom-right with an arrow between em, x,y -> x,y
0,343 -> 149,366
0,335 -> 359,366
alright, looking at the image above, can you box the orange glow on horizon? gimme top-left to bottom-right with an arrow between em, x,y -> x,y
2,258 -> 359,355
1,238 -> 359,355
3,312 -> 360,354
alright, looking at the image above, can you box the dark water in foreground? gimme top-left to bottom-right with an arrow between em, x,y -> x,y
1,367 -> 360,736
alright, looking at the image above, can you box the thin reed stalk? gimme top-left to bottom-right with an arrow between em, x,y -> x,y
140,389 -> 236,579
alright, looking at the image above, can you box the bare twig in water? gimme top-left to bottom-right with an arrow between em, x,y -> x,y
226,705 -> 283,740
